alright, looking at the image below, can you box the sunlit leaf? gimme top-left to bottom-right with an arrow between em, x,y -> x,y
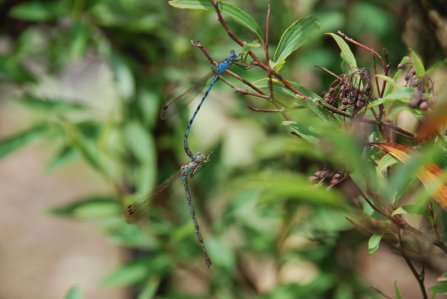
368,233 -> 383,255
169,0 -> 263,41
273,16 -> 320,64
327,33 -> 357,74
391,207 -> 407,217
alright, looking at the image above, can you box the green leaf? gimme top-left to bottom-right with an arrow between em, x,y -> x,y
391,207 -> 407,217
63,121 -> 107,176
45,145 -> 79,173
410,49 -> 425,77
243,171 -> 346,207
269,59 -> 286,72
110,54 -> 135,99
377,153 -> 399,177
19,94 -> 87,113
431,281 -> 447,295
369,87 -> 415,108
252,79 -> 334,120
400,204 -> 431,218
394,281 -> 403,299
207,238 -> 236,268
137,277 -> 160,299
327,33 -> 358,74
0,54 -> 35,82
64,285 -> 83,299
169,0 -> 263,41
368,233 -> 383,255
0,124 -> 51,159
9,2 -> 65,21
124,121 -> 155,163
69,21 -> 90,61
384,56 -> 410,96
49,197 -> 121,219
102,261 -> 150,287
273,16 -> 320,64
102,257 -> 170,287
283,120 -> 321,144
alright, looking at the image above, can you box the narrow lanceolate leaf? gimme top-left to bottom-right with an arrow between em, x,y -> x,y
272,16 -> 320,66
0,124 -> 50,158
368,87 -> 415,108
244,171 -> 346,207
327,33 -> 358,74
49,197 -> 120,219
368,233 -> 383,255
384,56 -> 410,96
20,94 -> 87,113
169,0 -> 263,41
8,1 -> 65,21
394,281 -> 403,299
372,143 -> 447,210
409,49 -> 425,77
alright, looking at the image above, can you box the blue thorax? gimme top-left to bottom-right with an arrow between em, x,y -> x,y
216,50 -> 238,74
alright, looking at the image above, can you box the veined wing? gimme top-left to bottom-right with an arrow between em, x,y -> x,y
160,71 -> 215,120
125,170 -> 182,223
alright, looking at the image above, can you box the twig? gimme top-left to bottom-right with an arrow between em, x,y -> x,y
209,0 -> 306,99
371,287 -> 392,299
248,105 -> 285,113
397,229 -> 428,299
264,0 -> 274,100
191,40 -> 218,66
337,31 -> 389,120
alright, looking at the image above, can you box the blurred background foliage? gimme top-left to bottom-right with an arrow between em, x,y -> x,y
1,0 -> 447,299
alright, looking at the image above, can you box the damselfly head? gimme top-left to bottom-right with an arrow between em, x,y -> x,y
192,152 -> 207,163
124,203 -> 140,224
229,50 -> 238,60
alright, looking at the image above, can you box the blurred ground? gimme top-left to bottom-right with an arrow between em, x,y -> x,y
0,61 -> 126,298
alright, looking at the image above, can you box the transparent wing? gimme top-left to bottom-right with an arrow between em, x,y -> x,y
125,171 -> 181,223
160,71 -> 215,120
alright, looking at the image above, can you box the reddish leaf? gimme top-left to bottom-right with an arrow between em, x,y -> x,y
372,143 -> 447,210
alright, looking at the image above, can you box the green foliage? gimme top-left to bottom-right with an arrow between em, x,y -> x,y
169,0 -> 264,41
272,16 -> 320,71
368,234 -> 383,255
63,285 -> 83,299
0,124 -> 52,158
1,1 -> 446,299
